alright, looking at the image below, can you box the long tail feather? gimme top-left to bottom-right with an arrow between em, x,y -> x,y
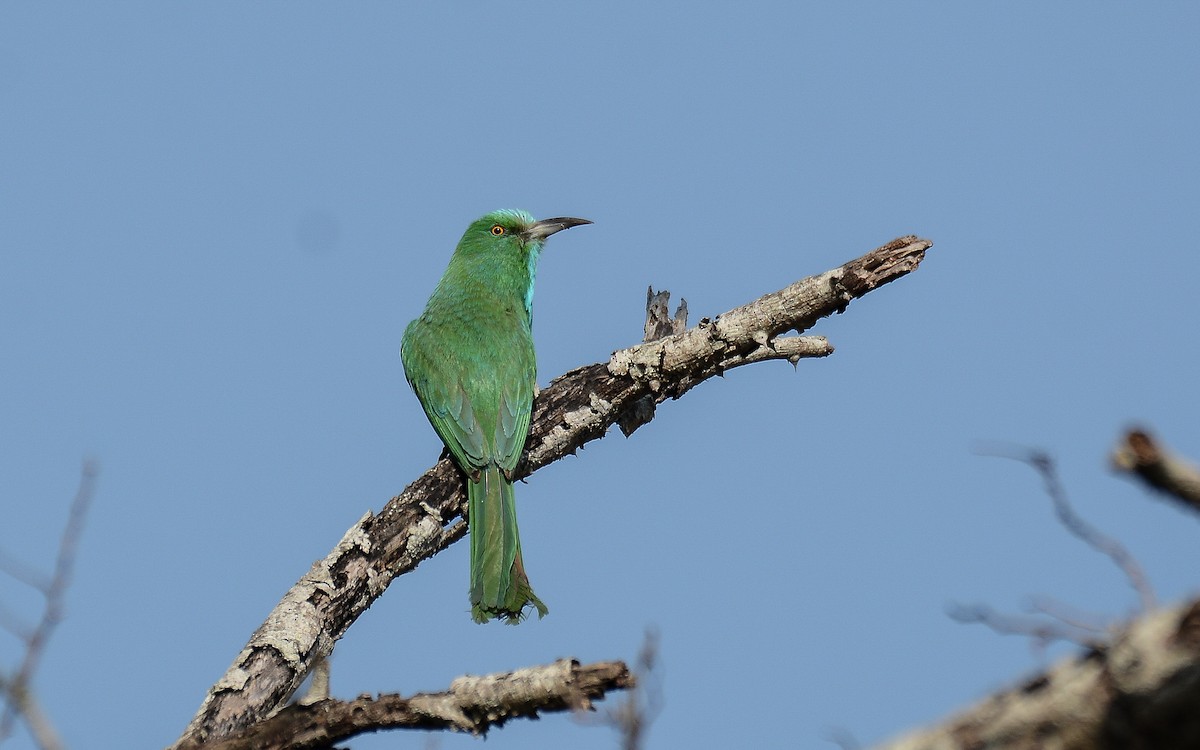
468,465 -> 548,624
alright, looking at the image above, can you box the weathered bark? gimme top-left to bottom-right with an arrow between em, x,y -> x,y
876,599 -> 1200,750
176,659 -> 632,750
173,235 -> 933,746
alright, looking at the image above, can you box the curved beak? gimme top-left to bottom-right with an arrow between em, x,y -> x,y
524,216 -> 592,241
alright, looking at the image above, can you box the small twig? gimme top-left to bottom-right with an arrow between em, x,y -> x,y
0,459 -> 98,747
948,603 -> 1101,651
975,444 -> 1156,612
0,676 -> 64,750
578,629 -> 662,750
1026,595 -> 1109,636
617,630 -> 661,750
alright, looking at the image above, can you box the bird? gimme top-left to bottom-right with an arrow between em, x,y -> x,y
400,209 -> 591,624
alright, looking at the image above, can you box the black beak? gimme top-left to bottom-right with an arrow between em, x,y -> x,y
524,216 -> 592,241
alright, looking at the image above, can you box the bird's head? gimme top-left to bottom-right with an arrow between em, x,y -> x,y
448,209 -> 591,315
462,209 -> 592,255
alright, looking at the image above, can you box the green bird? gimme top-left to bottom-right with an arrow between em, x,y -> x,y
400,209 -> 591,624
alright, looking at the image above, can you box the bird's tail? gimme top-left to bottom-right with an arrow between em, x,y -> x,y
468,464 -> 548,624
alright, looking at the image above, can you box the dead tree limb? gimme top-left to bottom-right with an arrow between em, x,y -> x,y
175,658 -> 632,750
173,235 -> 933,747
1112,427 -> 1200,515
875,598 -> 1200,750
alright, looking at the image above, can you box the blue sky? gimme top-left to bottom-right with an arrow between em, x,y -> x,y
2,3 -> 1199,749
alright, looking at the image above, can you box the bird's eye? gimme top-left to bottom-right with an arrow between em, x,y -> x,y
490,225 -> 505,236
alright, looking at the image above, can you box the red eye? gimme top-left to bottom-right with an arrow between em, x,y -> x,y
490,225 -> 505,236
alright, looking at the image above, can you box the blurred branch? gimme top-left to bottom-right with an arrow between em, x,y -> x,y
176,659 -> 633,750
976,445 -> 1155,612
613,630 -> 662,750
875,599 -> 1200,750
1026,595 -> 1110,636
948,602 -> 1103,651
0,459 -> 98,750
577,628 -> 662,750
0,678 -> 62,750
1111,427 -> 1200,515
174,235 -> 933,746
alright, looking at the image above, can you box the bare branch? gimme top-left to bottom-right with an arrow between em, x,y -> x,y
875,599 -> 1200,750
1025,596 -> 1110,636
0,459 -> 98,750
947,603 -> 1102,650
0,678 -> 63,750
174,235 -> 933,746
976,444 -> 1156,612
1111,427 -> 1200,515
177,659 -> 632,750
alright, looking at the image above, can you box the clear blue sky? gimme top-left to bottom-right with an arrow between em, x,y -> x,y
3,3 -> 1199,749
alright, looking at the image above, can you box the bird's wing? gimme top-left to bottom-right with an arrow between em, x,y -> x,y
402,315 -> 535,475
411,375 -> 491,472
402,331 -> 490,472
495,378 -> 533,473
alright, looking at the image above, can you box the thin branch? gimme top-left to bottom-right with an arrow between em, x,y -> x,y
947,603 -> 1102,650
976,444 -> 1156,612
619,630 -> 663,750
875,599 -> 1200,750
577,628 -> 662,750
1025,595 -> 1109,636
0,459 -> 98,750
1111,427 -> 1200,515
0,678 -> 63,750
176,659 -> 633,750
174,235 -> 933,746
